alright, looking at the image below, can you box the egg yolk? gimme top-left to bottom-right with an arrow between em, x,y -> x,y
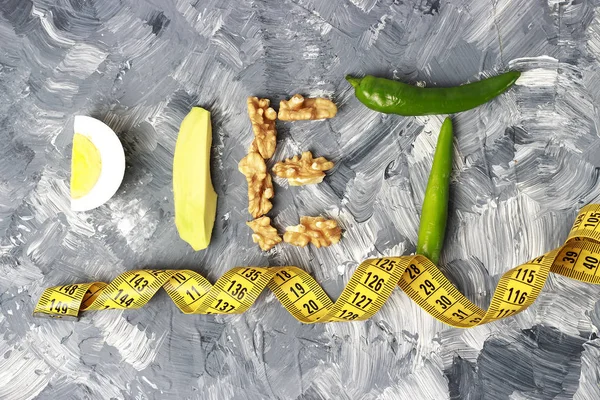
70,133 -> 102,199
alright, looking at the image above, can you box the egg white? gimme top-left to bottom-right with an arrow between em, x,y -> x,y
71,116 -> 125,212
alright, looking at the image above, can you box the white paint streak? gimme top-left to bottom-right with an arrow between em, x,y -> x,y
109,198 -> 159,253
58,43 -> 108,79
514,67 -> 559,87
32,6 -> 75,46
0,338 -> 51,399
587,10 -> 600,59
378,356 -> 450,400
95,312 -> 166,371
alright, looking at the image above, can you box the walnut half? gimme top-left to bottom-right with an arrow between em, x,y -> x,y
272,151 -> 334,186
247,97 -> 277,159
238,152 -> 274,218
278,94 -> 337,121
247,217 -> 282,251
283,216 -> 341,248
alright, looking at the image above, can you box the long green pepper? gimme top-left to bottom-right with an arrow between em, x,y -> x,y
417,117 -> 453,264
346,71 -> 520,116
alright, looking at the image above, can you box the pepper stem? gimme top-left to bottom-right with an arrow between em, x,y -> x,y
345,75 -> 361,89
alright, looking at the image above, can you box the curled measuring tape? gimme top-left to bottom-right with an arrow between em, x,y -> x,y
34,204 -> 600,327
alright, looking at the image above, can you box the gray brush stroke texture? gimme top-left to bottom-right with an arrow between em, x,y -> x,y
1,0 -> 600,399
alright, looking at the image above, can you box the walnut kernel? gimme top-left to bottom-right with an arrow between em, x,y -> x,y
283,216 -> 341,248
247,97 -> 277,159
247,217 -> 282,251
278,94 -> 337,121
238,152 -> 274,218
272,151 -> 334,186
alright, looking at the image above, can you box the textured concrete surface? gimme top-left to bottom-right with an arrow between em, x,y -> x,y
2,0 -> 600,399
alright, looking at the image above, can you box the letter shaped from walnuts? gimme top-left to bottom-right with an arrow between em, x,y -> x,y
173,107 -> 218,250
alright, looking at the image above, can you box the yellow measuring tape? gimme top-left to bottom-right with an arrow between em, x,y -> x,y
34,204 -> 600,327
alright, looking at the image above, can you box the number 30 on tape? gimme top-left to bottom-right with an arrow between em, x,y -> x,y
34,204 -> 600,327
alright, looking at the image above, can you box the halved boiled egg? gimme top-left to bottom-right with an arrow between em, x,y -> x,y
70,116 -> 125,211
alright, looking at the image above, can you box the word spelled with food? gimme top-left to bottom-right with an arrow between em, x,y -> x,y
278,94 -> 338,121
240,95 -> 340,251
173,107 -> 218,251
70,116 -> 125,212
346,71 -> 520,116
273,151 -> 334,186
284,216 -> 342,248
248,97 -> 277,159
247,217 -> 282,251
417,118 -> 453,265
238,151 -> 274,219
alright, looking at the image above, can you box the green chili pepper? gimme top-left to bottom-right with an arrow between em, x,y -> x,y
346,71 -> 520,116
417,117 -> 453,264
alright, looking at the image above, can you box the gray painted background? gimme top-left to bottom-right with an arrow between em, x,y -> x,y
2,0 -> 600,399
